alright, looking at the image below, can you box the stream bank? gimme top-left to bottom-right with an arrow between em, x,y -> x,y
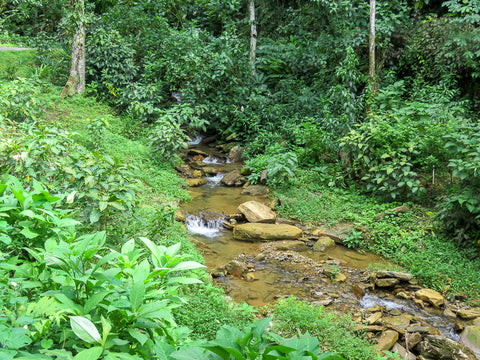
176,139 -> 480,360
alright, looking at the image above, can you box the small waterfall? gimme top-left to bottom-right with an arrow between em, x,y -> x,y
187,135 -> 203,145
206,173 -> 224,185
185,215 -> 225,237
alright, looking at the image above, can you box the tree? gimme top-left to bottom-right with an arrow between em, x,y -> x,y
249,0 -> 257,75
369,0 -> 376,93
61,0 -> 86,99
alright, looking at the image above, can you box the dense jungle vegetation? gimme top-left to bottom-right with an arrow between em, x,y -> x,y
1,0 -> 480,358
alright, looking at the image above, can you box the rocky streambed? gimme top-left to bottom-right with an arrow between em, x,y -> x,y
176,139 -> 480,360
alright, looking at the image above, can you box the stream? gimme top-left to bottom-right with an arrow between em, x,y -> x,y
180,144 -> 479,358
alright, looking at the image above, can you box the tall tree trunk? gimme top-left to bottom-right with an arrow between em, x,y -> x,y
369,0 -> 377,94
249,0 -> 257,75
61,0 -> 86,99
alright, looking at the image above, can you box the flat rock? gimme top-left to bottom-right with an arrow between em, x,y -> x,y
383,315 -> 411,328
238,201 -> 276,223
365,312 -> 383,325
185,178 -> 207,187
233,223 -> 303,242
273,240 -> 308,252
406,332 -> 423,349
415,289 -> 445,308
457,309 -> 480,320
313,236 -> 336,252
376,270 -> 413,282
241,185 -> 269,196
376,278 -> 400,288
377,330 -> 399,351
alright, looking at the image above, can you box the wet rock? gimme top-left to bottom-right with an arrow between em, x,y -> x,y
392,343 -> 416,360
273,240 -> 308,252
406,325 -> 430,334
192,170 -> 203,178
222,221 -> 234,229
312,299 -> 334,307
365,312 -> 383,325
457,309 -> 480,320
244,272 -> 255,282
396,291 -> 410,300
384,315 -> 411,329
228,146 -> 245,163
313,236 -> 336,252
241,185 -> 269,196
310,228 -> 349,245
417,335 -> 477,360
233,223 -> 303,242
352,284 -> 365,299
175,210 -> 186,222
175,164 -> 192,177
254,253 -> 266,261
221,170 -> 247,186
335,273 -> 347,283
376,271 -> 414,282
185,178 -> 207,187
190,159 -> 207,169
186,149 -> 209,157
217,142 -> 236,153
200,210 -> 224,223
238,201 -> 276,223
377,330 -> 399,351
406,332 -> 423,349
203,166 -> 220,175
225,260 -> 247,277
460,325 -> 480,357
376,278 -> 400,288
415,289 -> 445,308
362,325 -> 385,332
444,308 -> 457,318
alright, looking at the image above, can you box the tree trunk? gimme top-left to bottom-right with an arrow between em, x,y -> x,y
61,0 -> 86,99
249,0 -> 257,75
369,0 -> 376,94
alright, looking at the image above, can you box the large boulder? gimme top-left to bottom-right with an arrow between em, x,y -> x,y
457,309 -> 480,320
376,270 -> 413,282
185,178 -> 207,187
238,201 -> 276,223
228,146 -> 246,163
415,289 -> 445,308
233,223 -> 303,242
313,236 -> 336,252
377,330 -> 399,351
417,335 -> 477,360
460,325 -> 480,358
221,170 -> 246,186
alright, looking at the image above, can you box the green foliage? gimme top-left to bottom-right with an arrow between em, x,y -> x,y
148,115 -> 189,165
0,233 -> 205,359
269,298 -> 382,360
244,145 -> 298,188
341,80 -> 469,200
169,317 -> 345,360
438,123 -> 480,247
0,176 -> 77,252
0,78 -> 45,123
0,124 -> 138,227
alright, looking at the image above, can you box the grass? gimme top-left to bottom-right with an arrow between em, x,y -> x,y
0,49 -> 36,79
274,170 -> 480,302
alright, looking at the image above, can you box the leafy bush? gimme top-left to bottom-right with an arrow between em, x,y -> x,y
438,123 -> 480,247
269,298 -> 383,360
0,124 -> 138,226
0,78 -> 46,123
340,81 -> 468,200
244,144 -> 298,188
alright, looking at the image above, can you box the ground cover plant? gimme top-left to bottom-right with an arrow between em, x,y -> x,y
2,0 -> 480,357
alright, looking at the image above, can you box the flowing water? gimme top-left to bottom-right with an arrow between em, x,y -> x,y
181,151 -> 464,344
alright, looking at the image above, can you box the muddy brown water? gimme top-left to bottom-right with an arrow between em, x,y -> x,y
181,162 -> 391,307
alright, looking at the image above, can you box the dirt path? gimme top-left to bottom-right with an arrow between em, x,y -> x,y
0,47 -> 34,51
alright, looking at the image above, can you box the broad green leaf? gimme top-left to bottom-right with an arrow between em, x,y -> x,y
70,316 -> 101,344
318,353 -> 346,360
99,201 -> 108,212
170,348 -> 209,360
73,346 -> 103,360
128,328 -> 149,346
172,261 -> 205,272
84,291 -> 111,314
108,202 -> 126,211
0,184 -> 7,196
130,281 -> 145,312
89,208 -> 101,224
167,277 -> 203,285
101,316 -> 112,346
20,227 -> 39,239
